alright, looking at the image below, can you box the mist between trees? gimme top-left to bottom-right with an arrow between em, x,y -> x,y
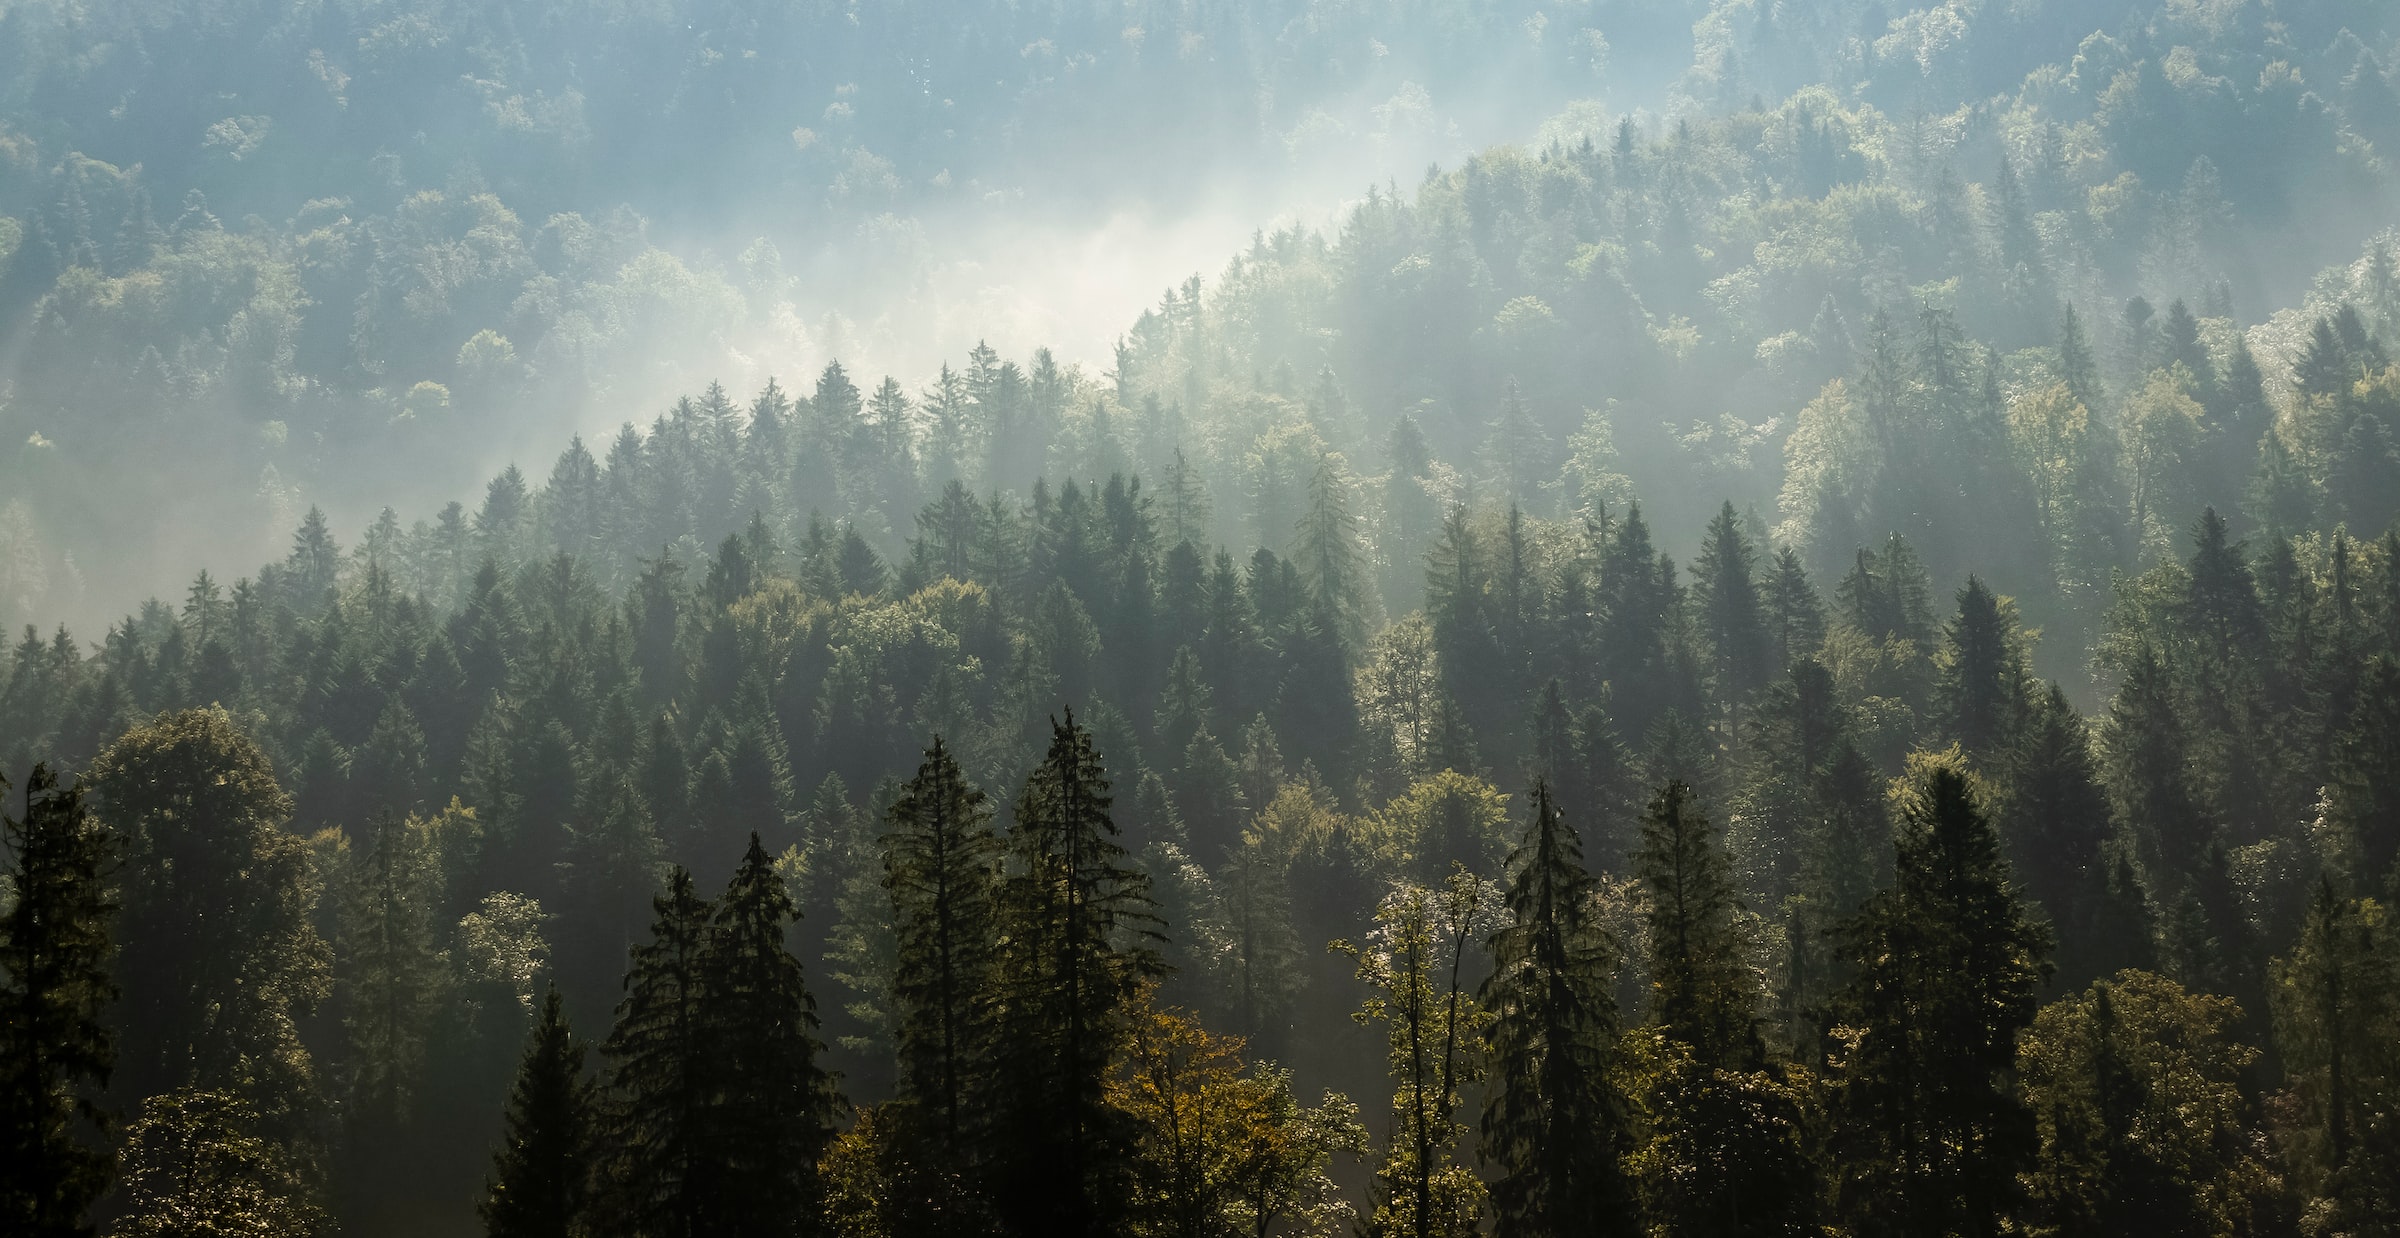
12,1 -> 2400,1237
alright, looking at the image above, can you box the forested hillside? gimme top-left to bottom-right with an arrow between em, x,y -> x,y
0,0 -> 1672,627
13,2 -> 2400,1237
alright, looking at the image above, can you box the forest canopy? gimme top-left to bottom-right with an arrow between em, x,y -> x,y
11,1 -> 2400,1237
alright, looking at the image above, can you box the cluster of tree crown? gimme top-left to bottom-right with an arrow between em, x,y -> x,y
6,0 -> 2397,639
10,413 -> 2400,1232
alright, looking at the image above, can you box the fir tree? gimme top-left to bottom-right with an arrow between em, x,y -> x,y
337,812 -> 449,1129
1638,781 -> 1754,1062
1629,780 -> 1814,1234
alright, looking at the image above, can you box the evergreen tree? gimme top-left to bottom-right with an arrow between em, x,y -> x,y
1761,546 -> 1827,672
1829,759 -> 2050,1237
1202,830 -> 1302,1048
1935,577 -> 2029,758
0,765 -> 118,1238
2271,878 -> 2400,1228
987,711 -> 1159,1238
702,834 -> 839,1238
481,988 -> 595,1238
1629,780 -> 1814,1234
1478,781 -> 1632,1238
1638,782 -> 1752,1060
1998,685 -> 2120,987
601,868 -> 715,1238
882,739 -> 1001,1154
1695,501 -> 1772,707
337,812 -> 449,1128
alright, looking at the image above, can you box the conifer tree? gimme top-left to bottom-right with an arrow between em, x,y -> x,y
1202,829 -> 1303,1049
1638,781 -> 1753,1062
602,868 -> 715,1238
1695,501 -> 1771,707
1935,577 -> 2028,758
0,766 -> 118,1238
1628,780 -> 1814,1234
1998,684 -> 2119,985
481,988 -> 594,1238
1830,759 -> 2050,1237
337,812 -> 450,1131
2271,878 -> 2400,1226
988,711 -> 1159,1238
882,739 -> 1000,1152
1762,546 -> 1827,672
1478,781 -> 1632,1238
702,833 -> 839,1238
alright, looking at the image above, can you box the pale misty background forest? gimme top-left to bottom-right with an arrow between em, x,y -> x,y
12,3 -> 2400,1238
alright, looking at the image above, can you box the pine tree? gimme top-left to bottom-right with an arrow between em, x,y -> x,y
481,988 -> 595,1238
703,834 -> 839,1238
987,711 -> 1159,1238
0,766 -> 118,1238
1830,759 -> 2050,1237
1479,781 -> 1632,1238
1201,829 -> 1302,1049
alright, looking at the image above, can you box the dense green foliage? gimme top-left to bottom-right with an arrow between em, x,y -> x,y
16,1 -> 2400,1235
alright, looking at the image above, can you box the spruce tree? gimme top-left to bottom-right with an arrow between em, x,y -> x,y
1629,780 -> 1814,1234
1479,781 -> 1632,1238
481,988 -> 595,1238
702,833 -> 839,1238
883,739 -> 1001,1154
1935,577 -> 2028,758
1695,501 -> 1771,707
2271,877 -> 2400,1225
601,868 -> 715,1238
1638,781 -> 1753,1062
1998,684 -> 2120,987
0,766 -> 118,1238
987,711 -> 1159,1238
338,812 -> 449,1128
1830,759 -> 2050,1237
